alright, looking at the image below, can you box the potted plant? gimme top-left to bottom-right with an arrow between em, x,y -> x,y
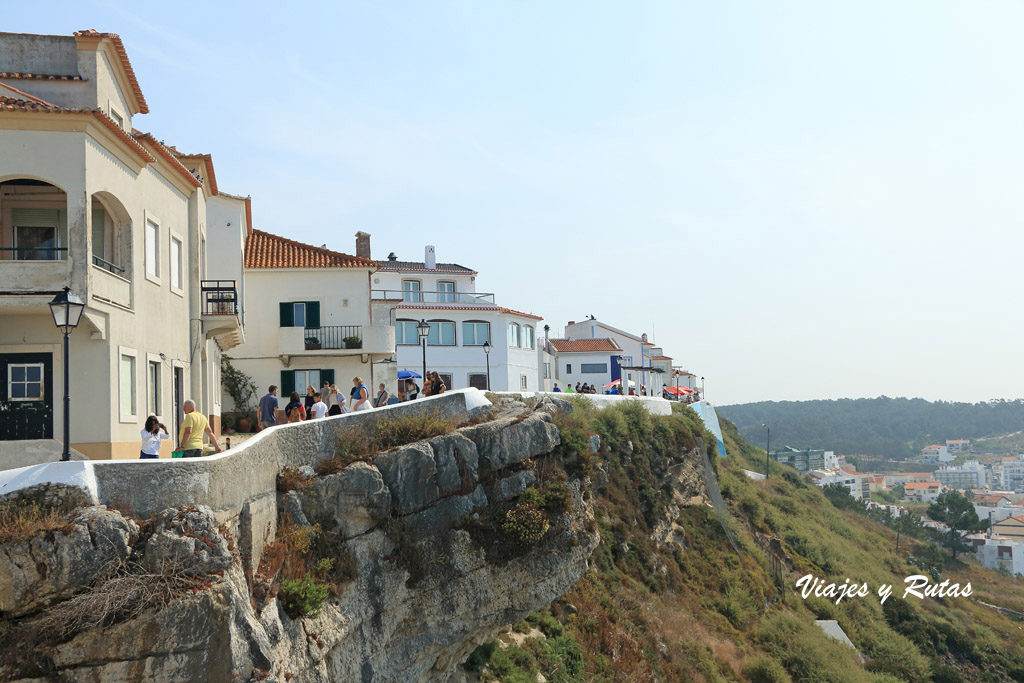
342,335 -> 361,349
305,336 -> 322,350
237,415 -> 252,433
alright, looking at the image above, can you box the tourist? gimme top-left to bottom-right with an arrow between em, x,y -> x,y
351,376 -> 372,411
178,399 -> 221,458
552,383 -> 561,392
374,383 -> 390,407
309,392 -> 329,419
405,378 -> 419,400
327,384 -> 343,416
303,385 -> 316,419
258,385 -> 280,429
575,382 -> 582,393
285,391 -> 305,422
431,372 -> 447,393
565,383 -> 574,394
422,374 -> 434,397
140,415 -> 170,459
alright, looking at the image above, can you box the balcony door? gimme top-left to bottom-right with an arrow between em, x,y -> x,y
0,352 -> 53,440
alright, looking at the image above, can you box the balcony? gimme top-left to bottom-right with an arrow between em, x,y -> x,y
371,289 -> 495,305
278,324 -> 395,358
201,280 -> 244,350
0,247 -> 71,297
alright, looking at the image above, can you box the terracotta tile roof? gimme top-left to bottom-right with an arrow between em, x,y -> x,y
396,303 -> 499,313
548,338 -> 622,353
0,95 -> 156,164
73,30 -> 148,114
376,260 -> 477,275
497,306 -> 543,321
0,81 -> 60,107
245,230 -> 376,269
0,71 -> 85,81
905,482 -> 941,489
975,493 -> 1011,504
651,355 -> 673,360
176,153 -> 218,195
136,134 -> 203,188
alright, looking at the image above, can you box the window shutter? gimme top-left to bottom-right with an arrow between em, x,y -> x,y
321,369 -> 334,386
280,370 -> 295,396
91,206 -> 106,259
306,301 -> 320,329
11,208 -> 60,227
279,302 -> 293,327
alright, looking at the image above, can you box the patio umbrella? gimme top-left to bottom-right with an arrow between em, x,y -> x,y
603,378 -> 635,388
398,370 -> 422,379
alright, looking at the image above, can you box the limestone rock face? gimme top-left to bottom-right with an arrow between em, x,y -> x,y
298,462 -> 391,538
375,442 -> 441,515
142,505 -> 231,575
0,505 -> 137,617
462,413 -> 561,474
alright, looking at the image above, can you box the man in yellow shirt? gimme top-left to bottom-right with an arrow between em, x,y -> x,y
178,399 -> 222,458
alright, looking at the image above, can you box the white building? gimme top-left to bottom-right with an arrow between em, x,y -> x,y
364,237 -> 543,392
921,444 -> 953,463
935,459 -> 987,490
221,230 -> 396,409
903,482 -> 944,503
999,460 -> 1024,493
946,439 -> 971,453
0,30 -> 244,461
563,317 -> 667,395
547,338 -> 623,391
807,469 -> 864,500
968,535 -> 1024,576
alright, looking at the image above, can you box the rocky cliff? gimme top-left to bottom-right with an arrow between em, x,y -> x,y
0,396 -> 611,682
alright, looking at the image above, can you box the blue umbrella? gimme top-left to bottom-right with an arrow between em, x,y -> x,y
398,370 -> 422,379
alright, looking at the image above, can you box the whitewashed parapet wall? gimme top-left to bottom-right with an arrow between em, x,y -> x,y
496,391 -> 673,416
0,389 -> 493,571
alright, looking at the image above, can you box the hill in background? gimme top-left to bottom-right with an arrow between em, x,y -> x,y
718,397 -> 1024,459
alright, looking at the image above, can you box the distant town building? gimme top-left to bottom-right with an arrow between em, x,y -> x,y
883,473 -> 936,488
903,482 -> 944,503
935,459 -> 987,490
562,318 -> 667,395
921,444 -> 953,463
807,468 -> 866,500
993,515 -> 1024,542
998,460 -> 1024,494
546,338 -> 623,390
770,446 -> 825,473
967,534 -> 1024,576
946,439 -> 971,453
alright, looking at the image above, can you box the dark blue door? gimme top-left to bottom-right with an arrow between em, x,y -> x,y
0,352 -> 53,440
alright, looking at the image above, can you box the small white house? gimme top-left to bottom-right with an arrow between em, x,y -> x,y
563,318 -> 667,395
903,482 -> 944,503
807,468 -> 864,500
968,535 -> 1024,576
921,445 -> 953,463
547,338 -> 623,391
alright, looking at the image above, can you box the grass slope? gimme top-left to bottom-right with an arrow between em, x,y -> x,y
466,400 -> 1024,682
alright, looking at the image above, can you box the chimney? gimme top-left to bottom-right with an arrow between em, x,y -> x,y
425,245 -> 436,270
355,231 -> 371,259
387,252 -> 398,261
568,321 -> 575,326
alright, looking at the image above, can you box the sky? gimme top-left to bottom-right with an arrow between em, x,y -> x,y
8,1 -> 1024,405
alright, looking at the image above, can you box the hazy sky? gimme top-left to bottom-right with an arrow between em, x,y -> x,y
9,2 -> 1024,405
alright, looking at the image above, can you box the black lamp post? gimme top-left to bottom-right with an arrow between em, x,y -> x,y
701,376 -> 705,400
762,423 -> 771,478
416,319 -> 430,386
49,286 -> 85,462
482,340 -> 491,390
616,355 -> 624,394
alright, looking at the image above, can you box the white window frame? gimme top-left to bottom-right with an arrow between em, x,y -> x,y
7,362 -> 44,402
293,369 -> 321,393
520,374 -> 528,390
427,320 -> 456,347
437,280 -> 456,303
402,279 -> 422,303
144,211 -> 161,285
293,302 -> 307,328
396,319 -> 420,346
118,346 -> 138,422
523,325 -> 534,350
462,320 -> 490,346
146,353 -> 163,418
508,322 -> 521,348
169,229 -> 184,296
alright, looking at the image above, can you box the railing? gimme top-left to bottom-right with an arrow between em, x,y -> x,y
371,289 -> 495,305
304,326 -> 362,350
92,254 -> 126,275
0,246 -> 67,261
201,280 -> 238,315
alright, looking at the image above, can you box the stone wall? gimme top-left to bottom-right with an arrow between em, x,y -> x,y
0,389 -> 491,573
495,391 -> 673,416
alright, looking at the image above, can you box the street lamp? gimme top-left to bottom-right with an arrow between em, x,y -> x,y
416,319 -> 430,386
616,355 -> 624,394
762,423 -> 771,478
482,340 -> 491,390
701,376 -> 705,400
49,286 -> 85,462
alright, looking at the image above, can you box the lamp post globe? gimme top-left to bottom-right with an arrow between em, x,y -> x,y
48,286 -> 85,462
482,340 -> 491,390
416,319 -> 430,385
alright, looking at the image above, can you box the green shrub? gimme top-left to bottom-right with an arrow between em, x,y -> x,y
503,502 -> 549,544
373,410 -> 456,450
744,657 -> 792,683
465,641 -> 497,671
279,572 -> 329,618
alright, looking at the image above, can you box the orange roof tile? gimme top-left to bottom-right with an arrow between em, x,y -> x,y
136,134 -> 203,188
245,230 -> 376,269
497,306 -> 543,321
73,30 -> 148,114
548,338 -> 623,353
176,153 -> 218,195
904,482 -> 941,489
0,71 -> 85,82
651,355 -> 673,360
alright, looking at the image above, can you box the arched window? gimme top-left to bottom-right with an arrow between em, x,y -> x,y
523,325 -> 534,350
508,323 -> 521,347
462,320 -> 490,346
396,319 -> 420,345
427,320 -> 456,346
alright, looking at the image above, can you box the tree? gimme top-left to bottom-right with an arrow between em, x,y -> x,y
221,355 -> 258,414
926,491 -> 988,559
822,483 -> 864,511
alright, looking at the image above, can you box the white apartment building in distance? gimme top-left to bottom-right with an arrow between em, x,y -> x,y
362,235 -> 543,392
0,30 -> 244,461
562,317 -> 668,395
935,459 -> 987,491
